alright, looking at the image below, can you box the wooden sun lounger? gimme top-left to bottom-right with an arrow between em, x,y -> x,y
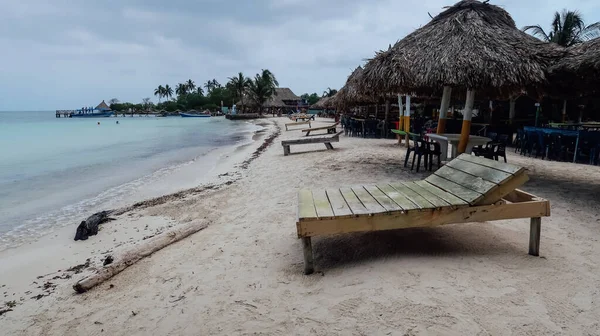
282,131 -> 343,156
302,122 -> 340,136
296,154 -> 550,274
285,121 -> 311,131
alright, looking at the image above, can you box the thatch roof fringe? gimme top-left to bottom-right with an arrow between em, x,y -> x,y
360,0 -> 567,99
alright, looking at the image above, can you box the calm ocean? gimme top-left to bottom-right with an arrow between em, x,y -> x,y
0,111 -> 261,250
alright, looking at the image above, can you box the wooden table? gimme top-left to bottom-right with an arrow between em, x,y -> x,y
427,133 -> 491,160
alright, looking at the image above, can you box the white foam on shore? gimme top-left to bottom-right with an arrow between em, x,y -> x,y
0,122 -> 266,252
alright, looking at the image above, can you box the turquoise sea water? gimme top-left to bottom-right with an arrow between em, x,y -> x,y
0,111 -> 260,249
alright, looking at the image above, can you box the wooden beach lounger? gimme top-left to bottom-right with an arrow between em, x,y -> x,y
285,121 -> 311,131
302,122 -> 339,136
282,131 -> 343,156
295,154 -> 550,274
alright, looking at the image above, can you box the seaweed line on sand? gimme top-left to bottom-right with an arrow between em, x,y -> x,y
241,120 -> 281,169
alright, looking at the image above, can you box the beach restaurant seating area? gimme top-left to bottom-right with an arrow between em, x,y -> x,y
517,124 -> 600,164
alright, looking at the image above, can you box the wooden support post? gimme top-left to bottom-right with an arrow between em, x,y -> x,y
384,99 -> 390,138
302,237 -> 314,275
324,142 -> 334,150
283,145 -> 290,156
437,86 -> 451,134
397,94 -> 404,145
509,97 -> 517,125
404,95 -> 411,144
457,90 -> 475,154
562,100 -> 567,123
529,217 -> 541,256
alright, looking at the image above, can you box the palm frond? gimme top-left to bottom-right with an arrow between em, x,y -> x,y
522,25 -> 551,41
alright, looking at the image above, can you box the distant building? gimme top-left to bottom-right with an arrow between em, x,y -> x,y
96,100 -> 111,111
236,88 -> 303,113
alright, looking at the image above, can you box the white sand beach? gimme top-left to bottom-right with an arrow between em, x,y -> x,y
3,117 -> 600,335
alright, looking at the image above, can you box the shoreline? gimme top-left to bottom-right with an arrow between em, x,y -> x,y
0,119 -> 278,315
0,120 -> 266,252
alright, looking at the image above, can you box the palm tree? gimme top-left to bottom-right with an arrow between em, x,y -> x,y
260,69 -> 278,88
164,84 -> 174,100
186,79 -> 196,93
196,87 -> 204,96
322,88 -> 338,98
154,85 -> 164,103
227,72 -> 251,112
203,79 -> 218,94
176,83 -> 188,97
523,10 -> 600,46
108,98 -> 120,105
247,71 -> 279,115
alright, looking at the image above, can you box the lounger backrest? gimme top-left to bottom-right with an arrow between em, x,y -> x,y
424,154 -> 528,206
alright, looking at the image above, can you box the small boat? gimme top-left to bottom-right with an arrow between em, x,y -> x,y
180,112 -> 211,118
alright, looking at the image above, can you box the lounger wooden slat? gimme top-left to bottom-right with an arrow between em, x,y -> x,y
434,166 -> 498,194
389,182 -> 436,210
339,187 -> 369,215
376,184 -> 420,211
298,189 -> 317,220
296,156 -> 550,275
413,180 -> 468,207
351,186 -> 387,214
363,185 -> 403,212
424,175 -> 483,205
446,159 -> 512,184
325,189 -> 353,218
311,189 -> 335,219
458,154 -> 523,175
402,181 -> 452,208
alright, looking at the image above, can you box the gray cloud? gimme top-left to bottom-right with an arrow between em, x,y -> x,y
0,0 -> 598,110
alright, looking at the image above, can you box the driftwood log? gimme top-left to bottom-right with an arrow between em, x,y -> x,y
74,211 -> 115,241
73,220 -> 208,293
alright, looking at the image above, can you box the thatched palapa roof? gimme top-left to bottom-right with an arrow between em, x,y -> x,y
311,95 -> 339,109
265,88 -> 301,107
361,0 -> 565,98
335,66 -> 375,108
548,38 -> 600,96
237,87 -> 301,108
96,100 -> 110,110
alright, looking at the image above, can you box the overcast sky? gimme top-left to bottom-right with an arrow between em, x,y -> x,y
0,0 -> 598,110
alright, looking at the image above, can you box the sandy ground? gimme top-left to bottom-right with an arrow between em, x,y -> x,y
3,117 -> 600,335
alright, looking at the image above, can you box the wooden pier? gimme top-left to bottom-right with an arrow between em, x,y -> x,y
56,110 -> 74,118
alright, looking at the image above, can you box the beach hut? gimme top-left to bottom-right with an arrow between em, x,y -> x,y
360,0 -> 564,152
237,87 -> 302,114
96,100 -> 111,111
335,66 -> 376,109
548,38 -> 600,97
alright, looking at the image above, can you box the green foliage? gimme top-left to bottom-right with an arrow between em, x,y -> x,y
301,93 -> 320,105
523,10 -> 600,46
113,70 -> 280,114
322,88 -> 338,97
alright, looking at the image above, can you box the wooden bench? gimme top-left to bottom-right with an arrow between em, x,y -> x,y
302,122 -> 340,136
285,121 -> 311,131
282,131 -> 343,156
295,154 -> 550,274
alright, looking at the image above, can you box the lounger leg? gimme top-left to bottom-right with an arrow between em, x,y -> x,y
283,145 -> 290,156
302,237 -> 314,275
529,217 -> 541,256
325,142 -> 334,150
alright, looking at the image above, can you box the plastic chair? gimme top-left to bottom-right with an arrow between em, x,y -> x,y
411,139 -> 429,172
404,134 -> 420,168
